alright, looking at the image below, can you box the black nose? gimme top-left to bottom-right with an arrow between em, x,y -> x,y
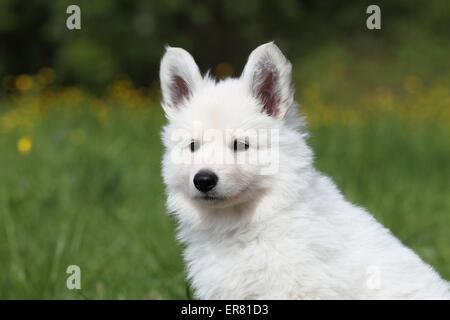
193,170 -> 218,193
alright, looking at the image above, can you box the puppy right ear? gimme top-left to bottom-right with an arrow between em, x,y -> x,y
241,42 -> 293,119
159,47 -> 202,113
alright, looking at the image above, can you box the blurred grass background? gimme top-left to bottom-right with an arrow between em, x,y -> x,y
0,0 -> 449,298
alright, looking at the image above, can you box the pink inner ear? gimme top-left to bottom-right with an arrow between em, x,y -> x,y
171,75 -> 190,107
256,69 -> 280,117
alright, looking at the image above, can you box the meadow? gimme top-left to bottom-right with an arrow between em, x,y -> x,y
0,68 -> 449,299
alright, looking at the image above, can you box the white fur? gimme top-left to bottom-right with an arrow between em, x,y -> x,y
159,43 -> 450,299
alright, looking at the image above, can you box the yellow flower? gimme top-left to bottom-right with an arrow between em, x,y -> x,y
69,129 -> 86,145
303,83 -> 321,103
15,74 -> 33,92
214,62 -> 235,79
37,67 -> 56,86
17,137 -> 32,155
403,74 -> 422,94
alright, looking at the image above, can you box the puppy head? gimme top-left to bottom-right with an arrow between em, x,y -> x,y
160,43 -> 297,210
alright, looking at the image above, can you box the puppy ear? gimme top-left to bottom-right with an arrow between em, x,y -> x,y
241,42 -> 293,119
160,47 -> 202,112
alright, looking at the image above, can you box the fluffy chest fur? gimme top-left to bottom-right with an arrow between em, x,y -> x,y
178,172 -> 450,299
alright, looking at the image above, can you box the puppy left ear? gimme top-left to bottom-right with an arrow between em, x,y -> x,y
241,42 -> 293,119
159,46 -> 203,114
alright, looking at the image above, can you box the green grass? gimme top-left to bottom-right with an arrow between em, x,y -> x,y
0,99 -> 449,299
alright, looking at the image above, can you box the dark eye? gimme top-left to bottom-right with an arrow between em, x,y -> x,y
190,140 -> 200,152
233,139 -> 249,152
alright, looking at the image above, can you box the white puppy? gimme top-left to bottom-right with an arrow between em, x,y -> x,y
159,42 -> 450,299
